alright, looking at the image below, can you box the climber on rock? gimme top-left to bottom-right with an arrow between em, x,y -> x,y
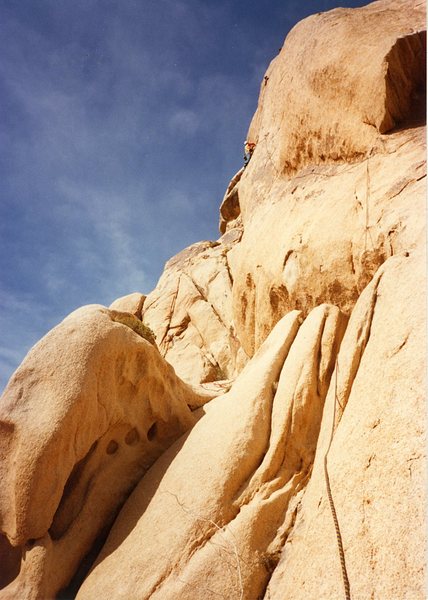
243,140 -> 256,167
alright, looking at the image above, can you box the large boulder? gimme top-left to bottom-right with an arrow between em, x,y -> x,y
109,292 -> 146,318
226,0 -> 425,355
0,305 -> 213,599
76,304 -> 346,599
266,250 -> 426,599
143,234 -> 247,385
244,0 -> 425,189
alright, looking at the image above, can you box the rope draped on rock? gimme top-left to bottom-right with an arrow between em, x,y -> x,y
324,358 -> 351,600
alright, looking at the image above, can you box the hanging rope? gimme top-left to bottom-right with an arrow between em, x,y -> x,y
262,132 -> 282,178
362,149 -> 377,254
324,358 -> 351,600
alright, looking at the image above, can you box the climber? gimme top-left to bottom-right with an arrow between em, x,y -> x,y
243,140 -> 256,167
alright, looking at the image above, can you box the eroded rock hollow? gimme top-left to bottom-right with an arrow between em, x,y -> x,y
0,0 -> 425,598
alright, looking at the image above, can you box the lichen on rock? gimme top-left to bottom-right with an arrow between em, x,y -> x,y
109,309 -> 157,347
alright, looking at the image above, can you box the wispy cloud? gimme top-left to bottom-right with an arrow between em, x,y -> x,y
0,0 -> 367,390
169,109 -> 200,136
0,287 -> 63,390
0,0 -> 276,390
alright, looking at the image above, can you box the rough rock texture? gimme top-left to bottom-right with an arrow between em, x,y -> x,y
142,234 -> 247,385
231,126 -> 426,356
219,167 -> 244,234
110,310 -> 157,346
265,250 -> 426,599
76,305 -> 346,600
245,0 -> 425,182
0,1 -> 425,599
230,0 -> 426,356
109,292 -> 146,318
0,305 -> 214,599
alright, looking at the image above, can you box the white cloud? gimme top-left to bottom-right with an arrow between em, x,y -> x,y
0,287 -> 60,392
169,109 -> 200,136
0,0 -> 275,392
52,179 -> 151,297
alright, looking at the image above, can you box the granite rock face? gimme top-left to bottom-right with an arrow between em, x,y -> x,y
231,126 -> 426,356
0,1 -> 425,598
76,305 -> 347,600
230,0 -> 426,356
0,306 -> 213,599
245,0 -> 425,183
142,234 -> 247,386
265,250 -> 426,600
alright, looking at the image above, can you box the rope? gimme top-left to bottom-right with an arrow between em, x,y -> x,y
364,157 -> 369,254
324,358 -> 351,600
363,150 -> 376,254
262,133 -> 282,178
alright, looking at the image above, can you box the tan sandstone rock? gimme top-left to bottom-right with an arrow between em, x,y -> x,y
109,292 -> 146,318
265,250 -> 426,599
230,126 -> 426,356
76,304 -> 346,599
0,305 -> 214,599
227,0 -> 426,356
219,167 -> 244,234
245,0 -> 425,187
143,235 -> 247,385
0,1 -> 425,598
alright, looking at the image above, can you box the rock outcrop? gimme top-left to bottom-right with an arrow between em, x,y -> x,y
0,0 -> 425,598
231,126 -> 426,356
265,249 -> 426,600
230,0 -> 426,356
109,292 -> 146,318
142,234 -> 247,386
76,305 -> 346,600
0,306 -> 215,599
245,0 -> 425,183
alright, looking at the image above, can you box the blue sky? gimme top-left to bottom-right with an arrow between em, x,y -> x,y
0,0 -> 369,391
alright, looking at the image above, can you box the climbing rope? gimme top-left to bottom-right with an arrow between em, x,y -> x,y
324,358 -> 351,600
262,132 -> 282,178
361,149 -> 377,255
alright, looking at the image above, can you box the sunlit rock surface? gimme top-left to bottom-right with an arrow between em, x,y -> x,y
0,0 -> 425,598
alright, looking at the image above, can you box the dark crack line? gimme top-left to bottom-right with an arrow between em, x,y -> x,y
388,173 -> 426,201
224,252 -> 235,288
315,310 -> 328,400
182,271 -> 231,334
159,274 -> 182,350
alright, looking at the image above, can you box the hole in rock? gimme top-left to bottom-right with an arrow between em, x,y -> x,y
125,427 -> 140,446
381,30 -> 426,132
147,422 -> 158,441
0,534 -> 21,590
106,440 -> 119,455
